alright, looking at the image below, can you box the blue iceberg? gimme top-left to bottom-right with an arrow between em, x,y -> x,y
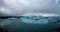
20,16 -> 49,24
8,18 -> 16,21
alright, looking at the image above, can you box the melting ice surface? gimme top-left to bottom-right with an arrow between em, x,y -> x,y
20,16 -> 49,24
20,16 -> 60,24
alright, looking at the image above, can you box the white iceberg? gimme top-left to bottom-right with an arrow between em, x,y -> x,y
22,13 -> 59,17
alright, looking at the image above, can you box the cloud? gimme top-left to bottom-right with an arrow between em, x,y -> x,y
0,7 -> 11,14
0,0 -> 60,16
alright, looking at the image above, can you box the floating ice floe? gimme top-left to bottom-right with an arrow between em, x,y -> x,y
8,18 -> 16,21
20,16 -> 49,24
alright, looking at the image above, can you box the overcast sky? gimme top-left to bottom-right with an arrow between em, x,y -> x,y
0,0 -> 60,16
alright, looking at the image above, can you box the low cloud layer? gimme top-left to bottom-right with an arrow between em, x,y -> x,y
0,0 -> 60,16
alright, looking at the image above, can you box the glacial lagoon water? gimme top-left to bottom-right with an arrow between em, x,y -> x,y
0,16 -> 60,32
